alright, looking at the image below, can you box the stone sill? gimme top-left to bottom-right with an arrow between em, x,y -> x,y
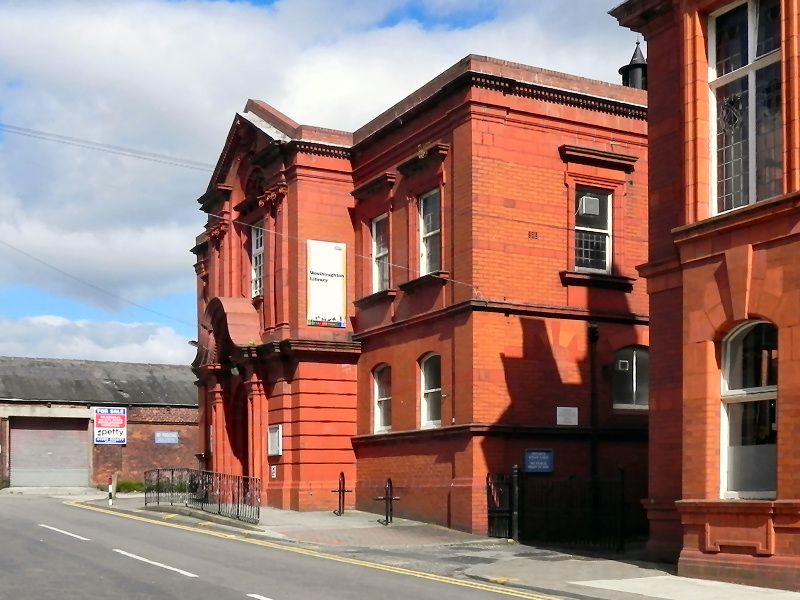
559,270 -> 635,292
398,271 -> 450,293
353,288 -> 397,309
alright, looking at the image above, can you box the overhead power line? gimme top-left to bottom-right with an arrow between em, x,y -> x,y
0,122 -> 215,172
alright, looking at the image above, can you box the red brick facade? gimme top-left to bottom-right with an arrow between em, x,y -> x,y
193,55 -> 649,532
614,0 -> 800,589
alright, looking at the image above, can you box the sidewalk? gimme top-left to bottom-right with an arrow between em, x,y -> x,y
61,491 -> 800,600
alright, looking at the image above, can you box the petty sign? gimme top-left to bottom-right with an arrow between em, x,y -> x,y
94,407 -> 127,445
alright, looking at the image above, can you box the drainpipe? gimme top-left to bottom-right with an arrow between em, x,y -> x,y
588,322 -> 600,541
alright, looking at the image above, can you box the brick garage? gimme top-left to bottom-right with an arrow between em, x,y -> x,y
192,54 -> 650,533
0,356 -> 198,488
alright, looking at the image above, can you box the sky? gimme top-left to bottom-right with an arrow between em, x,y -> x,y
0,0 -> 639,365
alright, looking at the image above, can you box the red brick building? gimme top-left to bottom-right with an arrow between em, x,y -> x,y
613,0 -> 800,589
192,55 -> 649,533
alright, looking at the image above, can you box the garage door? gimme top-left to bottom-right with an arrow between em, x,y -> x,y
10,417 -> 90,487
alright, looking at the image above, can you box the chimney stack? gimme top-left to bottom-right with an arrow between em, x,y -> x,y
619,41 -> 647,90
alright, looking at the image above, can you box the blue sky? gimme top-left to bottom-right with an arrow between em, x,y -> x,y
0,0 -> 636,364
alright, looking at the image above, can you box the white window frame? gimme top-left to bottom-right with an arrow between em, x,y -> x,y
371,214 -> 390,293
419,189 -> 441,276
373,365 -> 391,433
420,353 -> 442,428
719,320 -> 777,499
708,0 -> 782,214
574,187 -> 612,273
251,221 -> 264,297
612,346 -> 649,410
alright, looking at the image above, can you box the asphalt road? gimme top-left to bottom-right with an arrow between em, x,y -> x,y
0,496 -> 543,600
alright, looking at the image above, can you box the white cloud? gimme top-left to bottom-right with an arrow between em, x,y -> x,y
0,316 -> 194,364
0,0 -> 635,359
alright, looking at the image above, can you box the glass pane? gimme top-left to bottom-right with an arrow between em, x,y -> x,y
424,355 -> 441,390
376,255 -> 389,291
375,367 -> 391,399
373,217 -> 388,255
756,0 -> 781,57
379,398 -> 391,428
423,232 -> 441,273
727,400 -> 776,492
575,189 -> 609,230
635,348 -> 649,406
756,62 -> 783,201
715,4 -> 748,75
421,191 -> 441,233
613,348 -> 635,405
737,323 -> 778,388
716,77 -> 750,211
425,391 -> 442,422
575,230 -> 608,270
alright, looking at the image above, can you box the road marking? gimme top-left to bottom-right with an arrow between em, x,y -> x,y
38,524 -> 90,541
112,549 -> 198,578
67,501 -> 556,600
246,595 -> 273,600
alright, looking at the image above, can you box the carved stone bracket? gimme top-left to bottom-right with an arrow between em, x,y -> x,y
352,172 -> 397,201
207,220 -> 230,248
258,180 -> 288,210
398,143 -> 450,176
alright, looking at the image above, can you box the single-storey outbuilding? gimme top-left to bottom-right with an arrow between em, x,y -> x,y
0,356 -> 198,488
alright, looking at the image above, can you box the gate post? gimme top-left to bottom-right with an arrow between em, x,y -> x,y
511,464 -> 520,541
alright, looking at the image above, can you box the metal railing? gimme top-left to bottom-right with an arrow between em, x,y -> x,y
144,468 -> 262,525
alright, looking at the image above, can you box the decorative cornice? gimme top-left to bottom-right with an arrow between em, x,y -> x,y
353,298 -> 648,340
397,143 -> 450,176
288,140 -> 351,160
278,338 -> 361,358
197,183 -> 233,214
559,144 -> 639,172
352,172 -> 397,201
468,73 -> 647,121
352,423 -> 647,445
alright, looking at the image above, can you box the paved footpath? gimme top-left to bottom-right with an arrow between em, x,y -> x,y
5,487 -> 800,600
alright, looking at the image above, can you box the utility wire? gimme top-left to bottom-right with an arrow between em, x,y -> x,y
0,123 -> 214,172
0,237 -> 195,328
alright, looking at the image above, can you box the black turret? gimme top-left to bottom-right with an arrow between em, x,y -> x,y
619,41 -> 647,90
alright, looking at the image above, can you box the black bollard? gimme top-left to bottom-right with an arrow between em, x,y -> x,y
330,471 -> 352,516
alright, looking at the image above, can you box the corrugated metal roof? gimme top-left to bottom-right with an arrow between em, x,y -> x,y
0,356 -> 197,406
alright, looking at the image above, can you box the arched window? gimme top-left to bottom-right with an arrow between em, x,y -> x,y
420,354 -> 442,428
722,321 -> 777,498
373,365 -> 391,433
612,346 -> 649,408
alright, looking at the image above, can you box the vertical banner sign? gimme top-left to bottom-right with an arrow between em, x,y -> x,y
307,240 -> 347,328
94,407 -> 127,445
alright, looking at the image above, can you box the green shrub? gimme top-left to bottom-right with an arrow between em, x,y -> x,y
115,479 -> 145,493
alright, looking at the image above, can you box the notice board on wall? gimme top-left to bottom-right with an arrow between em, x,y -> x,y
307,240 -> 346,328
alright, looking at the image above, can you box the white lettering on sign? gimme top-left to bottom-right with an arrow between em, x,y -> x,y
94,407 -> 127,445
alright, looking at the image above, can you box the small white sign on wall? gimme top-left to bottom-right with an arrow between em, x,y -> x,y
556,406 -> 579,426
267,424 -> 283,456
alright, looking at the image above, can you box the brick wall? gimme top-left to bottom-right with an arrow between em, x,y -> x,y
92,406 -> 199,485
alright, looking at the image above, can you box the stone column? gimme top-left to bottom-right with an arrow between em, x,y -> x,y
243,365 -> 268,498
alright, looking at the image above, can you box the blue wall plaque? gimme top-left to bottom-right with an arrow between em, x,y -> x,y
523,448 -> 554,473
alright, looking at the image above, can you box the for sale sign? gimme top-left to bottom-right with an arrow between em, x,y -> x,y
94,407 -> 127,445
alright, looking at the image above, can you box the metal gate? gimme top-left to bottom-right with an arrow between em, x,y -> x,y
10,417 -> 90,487
486,472 -> 514,538
520,474 -> 626,550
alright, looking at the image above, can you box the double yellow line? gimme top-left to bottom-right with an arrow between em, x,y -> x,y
66,501 -> 558,600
